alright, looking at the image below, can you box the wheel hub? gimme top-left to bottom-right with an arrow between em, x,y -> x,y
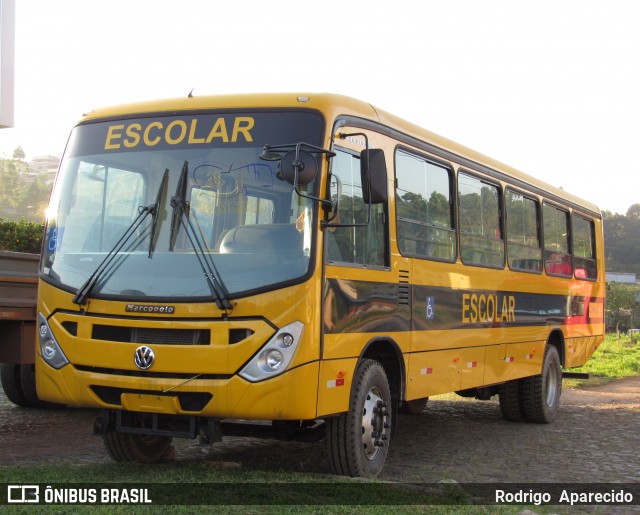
361,386 -> 389,460
545,363 -> 559,407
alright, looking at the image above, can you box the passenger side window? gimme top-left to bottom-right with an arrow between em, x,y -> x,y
326,148 -> 387,267
572,215 -> 597,280
506,190 -> 542,273
543,203 -> 571,276
395,150 -> 455,261
458,172 -> 504,267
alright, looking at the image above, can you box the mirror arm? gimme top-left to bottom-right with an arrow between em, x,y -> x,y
322,174 -> 342,228
260,141 -> 335,209
324,132 -> 374,229
261,142 -> 335,161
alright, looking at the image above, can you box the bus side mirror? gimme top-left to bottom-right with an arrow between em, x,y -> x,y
361,149 -> 387,204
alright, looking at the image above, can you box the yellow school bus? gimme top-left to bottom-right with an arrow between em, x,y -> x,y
36,93 -> 604,477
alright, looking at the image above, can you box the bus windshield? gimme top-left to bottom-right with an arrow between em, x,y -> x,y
41,111 -> 324,301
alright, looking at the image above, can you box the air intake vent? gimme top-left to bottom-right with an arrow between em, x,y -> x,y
92,325 -> 210,345
61,321 -> 78,336
229,328 -> 254,344
398,269 -> 410,306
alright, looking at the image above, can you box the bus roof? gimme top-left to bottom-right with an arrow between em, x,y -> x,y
80,92 -> 600,216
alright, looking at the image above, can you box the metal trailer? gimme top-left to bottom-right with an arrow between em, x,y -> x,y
0,250 -> 45,406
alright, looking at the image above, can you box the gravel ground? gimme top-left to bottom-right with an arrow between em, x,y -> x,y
1,378 -> 638,484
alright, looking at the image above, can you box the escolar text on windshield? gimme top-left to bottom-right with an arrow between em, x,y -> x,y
104,116 -> 255,150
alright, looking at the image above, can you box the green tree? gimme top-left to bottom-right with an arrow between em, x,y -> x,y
0,147 -> 52,222
12,146 -> 26,160
627,203 -> 640,220
25,175 -> 51,221
606,282 -> 640,334
0,158 -> 26,216
603,210 -> 640,276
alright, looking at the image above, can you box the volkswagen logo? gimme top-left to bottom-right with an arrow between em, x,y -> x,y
134,345 -> 155,370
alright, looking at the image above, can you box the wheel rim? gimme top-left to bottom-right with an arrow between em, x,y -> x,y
361,386 -> 388,461
545,363 -> 559,407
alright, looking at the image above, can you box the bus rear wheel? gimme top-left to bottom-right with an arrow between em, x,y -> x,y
104,431 -> 174,463
326,359 -> 392,477
498,380 -> 525,421
521,345 -> 562,423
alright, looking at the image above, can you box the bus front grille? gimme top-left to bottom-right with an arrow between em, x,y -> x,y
92,325 -> 210,345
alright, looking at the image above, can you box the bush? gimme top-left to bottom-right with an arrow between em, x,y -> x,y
0,218 -> 44,253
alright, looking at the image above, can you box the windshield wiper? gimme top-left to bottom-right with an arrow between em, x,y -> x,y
169,161 -> 233,312
169,161 -> 188,252
73,174 -> 167,305
148,169 -> 169,258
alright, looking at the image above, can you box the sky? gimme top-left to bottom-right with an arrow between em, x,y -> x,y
1,0 -> 638,215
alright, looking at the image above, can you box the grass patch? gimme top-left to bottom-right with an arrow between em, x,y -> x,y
0,462 -> 532,513
564,333 -> 640,387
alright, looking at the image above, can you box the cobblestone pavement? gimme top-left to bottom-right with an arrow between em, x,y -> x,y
1,378 -> 639,485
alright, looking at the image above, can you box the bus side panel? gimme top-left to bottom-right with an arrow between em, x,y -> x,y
458,346 -> 487,390
565,335 -> 602,369
316,357 -> 357,417
406,349 -> 460,398
484,341 -> 544,384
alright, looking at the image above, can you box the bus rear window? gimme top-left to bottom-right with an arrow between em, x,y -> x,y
543,203 -> 571,277
572,215 -> 597,280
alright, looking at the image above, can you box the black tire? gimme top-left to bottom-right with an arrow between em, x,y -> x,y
521,345 -> 562,423
399,397 -> 428,415
19,364 -> 61,408
104,431 -> 174,463
326,359 -> 392,477
498,379 -> 525,422
0,364 -> 30,407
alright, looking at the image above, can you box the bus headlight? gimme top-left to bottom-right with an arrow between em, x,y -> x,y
37,313 -> 69,369
265,350 -> 284,370
239,321 -> 303,382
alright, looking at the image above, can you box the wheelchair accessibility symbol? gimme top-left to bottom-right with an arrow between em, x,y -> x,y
47,227 -> 64,252
426,296 -> 435,320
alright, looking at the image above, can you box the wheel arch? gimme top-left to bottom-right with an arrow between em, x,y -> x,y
358,336 -> 405,436
546,329 -> 566,367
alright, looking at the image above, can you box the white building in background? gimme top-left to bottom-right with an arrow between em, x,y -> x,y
28,155 -> 60,183
606,272 -> 638,284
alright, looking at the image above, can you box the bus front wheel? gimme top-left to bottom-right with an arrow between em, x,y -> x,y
326,359 -> 392,477
104,431 -> 174,463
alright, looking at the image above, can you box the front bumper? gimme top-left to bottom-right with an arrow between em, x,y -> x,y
36,355 -> 320,420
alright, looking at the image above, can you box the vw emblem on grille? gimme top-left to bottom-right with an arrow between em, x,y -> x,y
134,345 -> 155,370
